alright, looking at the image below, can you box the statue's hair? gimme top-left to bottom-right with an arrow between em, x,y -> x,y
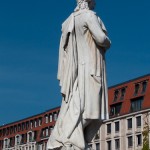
75,0 -> 94,11
76,0 -> 92,3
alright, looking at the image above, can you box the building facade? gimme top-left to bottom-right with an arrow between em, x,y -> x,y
0,74 -> 150,150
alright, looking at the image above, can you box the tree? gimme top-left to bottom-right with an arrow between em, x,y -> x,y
142,113 -> 150,150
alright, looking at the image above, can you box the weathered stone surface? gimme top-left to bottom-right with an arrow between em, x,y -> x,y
47,0 -> 111,149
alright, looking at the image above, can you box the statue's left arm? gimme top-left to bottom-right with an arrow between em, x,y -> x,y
86,12 -> 111,49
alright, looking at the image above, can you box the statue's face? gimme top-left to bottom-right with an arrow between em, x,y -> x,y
88,0 -> 96,10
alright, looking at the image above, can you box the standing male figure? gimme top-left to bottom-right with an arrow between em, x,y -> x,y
47,0 -> 111,149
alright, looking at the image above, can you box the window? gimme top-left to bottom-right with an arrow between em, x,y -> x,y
4,139 -> 9,148
46,128 -> 49,137
0,130 -> 2,137
30,120 -> 33,129
14,126 -> 17,133
3,129 -> 6,136
96,143 -> 100,150
136,116 -> 141,127
28,132 -> 32,142
120,88 -> 126,100
54,113 -> 58,121
39,118 -> 42,126
134,84 -> 140,96
130,97 -> 143,112
128,136 -> 133,148
34,131 -> 37,141
137,134 -> 142,146
107,123 -> 111,134
114,90 -> 119,102
22,123 -> 25,130
45,115 -> 49,123
0,140 -> 3,148
34,119 -> 37,127
26,122 -> 29,130
107,141 -> 111,150
115,121 -> 119,132
10,127 -> 13,134
21,134 -> 25,144
110,103 -> 122,116
41,129 -> 45,138
115,139 -> 120,150
16,136 -> 20,145
49,114 -> 53,122
10,137 -> 14,147
0,131 -> 3,137
127,118 -> 132,129
141,81 -> 147,94
6,128 -> 9,135
18,124 -> 21,131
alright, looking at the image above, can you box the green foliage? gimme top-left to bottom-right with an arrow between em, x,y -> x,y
142,113 -> 150,150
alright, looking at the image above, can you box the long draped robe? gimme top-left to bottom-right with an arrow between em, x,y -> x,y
47,9 -> 111,150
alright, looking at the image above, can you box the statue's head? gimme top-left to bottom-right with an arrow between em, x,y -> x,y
76,0 -> 96,10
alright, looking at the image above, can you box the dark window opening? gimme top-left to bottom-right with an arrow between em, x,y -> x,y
18,124 -> 21,132
0,130 -> 2,137
107,141 -> 111,150
107,124 -> 111,134
110,103 -> 122,116
128,136 -> 133,147
141,81 -> 147,94
134,84 -> 140,96
26,122 -> 29,130
127,118 -> 132,129
130,97 -> 143,112
115,121 -> 120,132
3,129 -> 6,136
136,116 -> 141,127
96,143 -> 100,150
29,132 -> 32,142
21,134 -> 25,144
114,90 -> 119,102
120,88 -> 126,100
115,139 -> 120,149
137,134 -> 142,146
6,128 -> 9,135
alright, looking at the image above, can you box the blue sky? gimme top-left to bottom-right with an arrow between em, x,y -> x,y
0,0 -> 150,125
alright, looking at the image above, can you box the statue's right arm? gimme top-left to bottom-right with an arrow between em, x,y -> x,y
86,12 -> 111,49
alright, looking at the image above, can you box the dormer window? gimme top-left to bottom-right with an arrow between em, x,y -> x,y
110,103 -> 122,116
114,90 -> 119,102
141,81 -> 147,94
39,118 -> 42,126
49,114 -> 53,122
130,97 -> 143,112
120,88 -> 126,100
134,84 -> 140,96
45,115 -> 49,123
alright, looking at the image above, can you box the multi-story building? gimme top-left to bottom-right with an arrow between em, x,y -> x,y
0,74 -> 150,150
0,107 -> 60,150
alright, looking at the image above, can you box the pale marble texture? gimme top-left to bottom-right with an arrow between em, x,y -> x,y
47,0 -> 111,149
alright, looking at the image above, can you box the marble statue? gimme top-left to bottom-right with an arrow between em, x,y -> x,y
47,0 -> 111,149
